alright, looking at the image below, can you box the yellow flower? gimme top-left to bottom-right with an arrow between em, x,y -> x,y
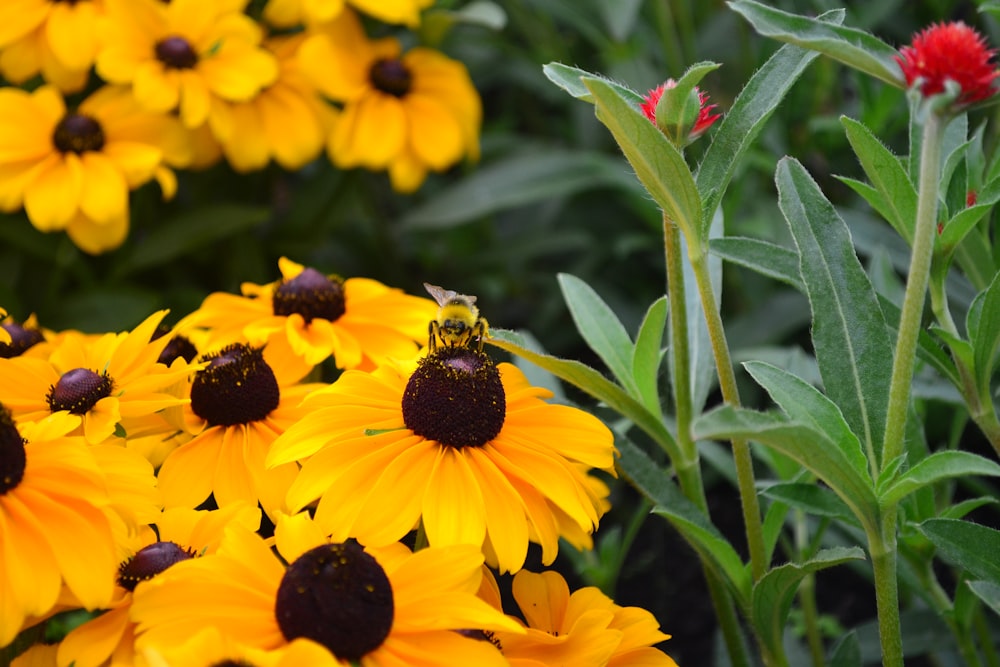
181,257 -> 436,382
131,513 -> 522,666
298,9 -> 481,192
263,0 -> 433,28
481,569 -> 679,667
0,408 -> 118,648
155,343 -> 324,520
0,84 -> 190,253
0,0 -> 105,92
55,503 -> 260,667
212,34 -> 337,173
0,310 -> 197,445
267,345 -> 616,573
97,0 -> 279,130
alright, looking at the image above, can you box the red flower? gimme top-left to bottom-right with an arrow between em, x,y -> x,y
641,79 -> 721,141
896,22 -> 999,106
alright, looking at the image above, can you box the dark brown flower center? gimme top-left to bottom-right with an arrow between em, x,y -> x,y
0,404 -> 26,495
272,268 -> 346,324
369,58 -> 412,97
276,541 -> 394,662
0,322 -> 44,358
150,324 -> 198,365
118,541 -> 196,592
401,347 -> 505,448
190,344 -> 280,426
47,368 -> 115,415
53,113 -> 105,154
155,36 -> 199,69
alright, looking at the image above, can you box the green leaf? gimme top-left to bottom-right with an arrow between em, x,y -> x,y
696,17 -> 834,235
631,296 -> 668,414
777,156 -> 894,468
541,63 -> 644,106
762,482 -> 858,524
940,496 -> 999,520
400,148 -> 643,229
920,518 -> 1000,584
743,360 -> 870,481
967,580 -> 1000,619
971,271 -> 1000,398
727,0 -> 902,87
752,547 -> 866,659
114,204 -> 270,277
828,631 -> 862,667
880,451 -> 1000,506
582,77 -> 702,243
487,329 -> 681,462
557,274 -> 639,396
617,438 -> 751,607
939,203 -> 993,255
841,116 -> 917,244
691,406 -> 879,529
709,237 -> 803,291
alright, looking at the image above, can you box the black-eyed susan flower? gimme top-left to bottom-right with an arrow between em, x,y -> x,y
0,314 -> 46,358
480,568 -> 679,667
0,0 -> 104,92
896,21 -> 1000,109
97,0 -> 279,131
130,513 -> 522,666
154,343 -> 324,520
298,9 -> 481,192
263,0 -> 432,28
0,407 -> 118,648
0,84 -> 190,253
212,34 -> 337,173
267,341 -> 616,574
0,310 -> 196,445
181,257 -> 436,382
55,503 -> 260,667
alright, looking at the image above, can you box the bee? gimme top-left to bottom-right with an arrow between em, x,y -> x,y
424,283 -> 489,352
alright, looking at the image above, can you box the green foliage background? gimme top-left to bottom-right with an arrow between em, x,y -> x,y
5,1 -> 1000,662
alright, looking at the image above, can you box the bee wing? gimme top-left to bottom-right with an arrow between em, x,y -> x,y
424,282 -> 478,307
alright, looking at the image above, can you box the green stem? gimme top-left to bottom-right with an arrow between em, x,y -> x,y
868,514 -> 904,667
794,509 -> 824,667
665,215 -> 753,667
883,111 -> 946,468
975,606 -> 1000,667
688,243 -> 767,582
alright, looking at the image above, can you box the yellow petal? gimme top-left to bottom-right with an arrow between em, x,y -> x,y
404,93 -> 464,170
79,152 -> 129,223
179,69 -> 212,128
24,154 -> 83,230
420,448 -> 486,548
220,101 -> 269,172
330,93 -> 405,168
66,209 -> 129,254
45,2 -> 99,70
134,62 -> 180,113
0,0 -> 48,47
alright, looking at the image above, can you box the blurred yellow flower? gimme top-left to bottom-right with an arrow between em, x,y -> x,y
298,9 -> 481,192
97,0 -> 278,131
213,34 -> 337,173
0,84 -> 190,253
263,0 -> 433,28
0,0 -> 105,92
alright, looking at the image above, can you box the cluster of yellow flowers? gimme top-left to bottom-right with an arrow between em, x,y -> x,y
0,0 -> 482,254
0,258 -> 678,667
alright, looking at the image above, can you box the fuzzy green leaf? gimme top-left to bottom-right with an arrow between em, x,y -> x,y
557,274 -> 639,396
631,296 -> 668,414
967,580 -> 1000,619
709,237 -> 803,291
728,0 -> 902,87
616,438 -> 751,606
777,156 -> 894,469
919,518 -> 1000,584
841,116 -> 917,244
939,203 -> 993,255
880,451 -> 1000,506
743,361 -> 870,481
970,271 -> 1000,398
542,62 -> 645,106
752,548 -> 866,659
762,482 -> 858,524
696,15 -> 835,235
487,329 -> 681,463
583,77 -> 701,243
